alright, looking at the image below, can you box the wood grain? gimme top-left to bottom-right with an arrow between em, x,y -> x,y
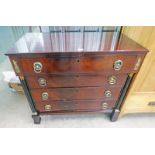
18,54 -> 141,75
5,33 -> 147,54
35,99 -> 116,112
120,92 -> 155,115
30,86 -> 122,102
26,74 -> 127,88
120,26 -> 155,117
5,32 -> 148,118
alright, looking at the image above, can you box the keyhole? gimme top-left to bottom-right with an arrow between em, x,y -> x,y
77,59 -> 80,62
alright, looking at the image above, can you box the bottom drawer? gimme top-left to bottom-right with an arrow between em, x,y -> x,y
35,99 -> 116,112
121,92 -> 155,114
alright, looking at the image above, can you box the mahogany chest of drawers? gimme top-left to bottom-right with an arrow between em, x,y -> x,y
6,31 -> 148,124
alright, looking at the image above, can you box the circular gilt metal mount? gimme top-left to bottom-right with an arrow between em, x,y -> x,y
104,90 -> 112,98
114,60 -> 123,71
42,92 -> 48,100
101,102 -> 108,109
38,78 -> 46,87
44,104 -> 52,111
108,75 -> 116,85
33,62 -> 43,73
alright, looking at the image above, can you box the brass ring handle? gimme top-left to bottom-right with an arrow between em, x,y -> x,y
33,62 -> 43,73
108,75 -> 116,85
42,92 -> 48,100
44,104 -> 52,111
114,60 -> 123,71
105,90 -> 112,98
101,102 -> 108,109
38,78 -> 46,87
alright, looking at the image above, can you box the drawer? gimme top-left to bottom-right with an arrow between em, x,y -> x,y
121,92 -> 155,114
30,86 -> 122,102
26,74 -> 127,88
35,99 -> 116,112
19,54 -> 140,75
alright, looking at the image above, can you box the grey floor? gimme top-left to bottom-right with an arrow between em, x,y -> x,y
1,56 -> 155,128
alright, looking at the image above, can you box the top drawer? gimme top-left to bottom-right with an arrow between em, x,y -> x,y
13,54 -> 143,75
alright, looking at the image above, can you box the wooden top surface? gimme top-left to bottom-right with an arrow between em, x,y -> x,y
6,33 -> 148,55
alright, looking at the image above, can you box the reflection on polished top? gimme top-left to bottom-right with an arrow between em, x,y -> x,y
6,32 -> 147,54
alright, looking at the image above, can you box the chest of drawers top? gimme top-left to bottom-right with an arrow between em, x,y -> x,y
6,33 -> 147,55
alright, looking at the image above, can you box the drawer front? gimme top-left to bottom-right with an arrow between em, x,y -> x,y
121,93 -> 155,114
26,74 -> 127,88
20,54 -> 140,75
30,87 -> 122,102
35,99 -> 116,112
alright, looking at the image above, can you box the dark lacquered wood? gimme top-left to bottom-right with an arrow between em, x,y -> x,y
35,99 -> 116,113
20,79 -> 37,113
30,86 -> 122,102
111,74 -> 134,121
26,74 -> 127,88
